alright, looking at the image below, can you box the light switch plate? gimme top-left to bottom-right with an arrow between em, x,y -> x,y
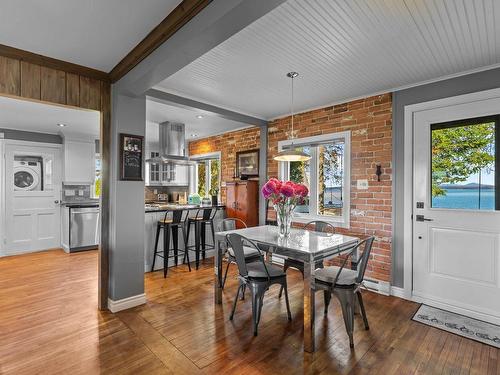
357,179 -> 369,190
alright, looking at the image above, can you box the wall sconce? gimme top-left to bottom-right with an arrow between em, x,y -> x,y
375,165 -> 382,182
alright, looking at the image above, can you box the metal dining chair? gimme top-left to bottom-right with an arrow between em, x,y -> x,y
219,218 -> 261,289
315,236 -> 375,348
226,233 -> 292,336
278,220 -> 335,298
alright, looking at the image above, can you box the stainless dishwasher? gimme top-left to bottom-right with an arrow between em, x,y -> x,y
62,204 -> 100,252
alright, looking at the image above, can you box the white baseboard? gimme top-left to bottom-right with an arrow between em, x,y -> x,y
363,279 -> 391,296
390,286 -> 407,299
108,293 -> 146,313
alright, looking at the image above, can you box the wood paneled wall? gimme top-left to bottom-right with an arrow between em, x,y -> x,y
0,55 -> 105,110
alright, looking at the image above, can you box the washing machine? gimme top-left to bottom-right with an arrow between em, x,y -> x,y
13,159 -> 43,191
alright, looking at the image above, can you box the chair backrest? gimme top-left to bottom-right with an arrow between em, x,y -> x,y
226,233 -> 269,280
220,217 -> 247,231
330,236 -> 375,287
302,220 -> 335,234
162,209 -> 187,224
355,236 -> 375,283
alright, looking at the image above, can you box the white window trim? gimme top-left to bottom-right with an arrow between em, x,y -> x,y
278,131 -> 351,228
190,151 -> 221,197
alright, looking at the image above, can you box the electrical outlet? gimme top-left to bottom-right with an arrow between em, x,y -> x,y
357,179 -> 369,190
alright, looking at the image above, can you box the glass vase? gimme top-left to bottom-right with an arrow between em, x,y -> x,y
274,203 -> 293,238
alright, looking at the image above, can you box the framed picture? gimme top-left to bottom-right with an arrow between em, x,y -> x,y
119,133 -> 144,181
236,149 -> 259,178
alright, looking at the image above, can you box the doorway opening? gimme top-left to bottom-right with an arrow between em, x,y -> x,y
0,94 -> 105,307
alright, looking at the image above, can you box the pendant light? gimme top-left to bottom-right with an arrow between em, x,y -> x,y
274,72 -> 311,162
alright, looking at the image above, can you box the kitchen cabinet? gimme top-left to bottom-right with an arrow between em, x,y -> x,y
226,180 -> 259,227
63,140 -> 95,184
144,148 -> 190,186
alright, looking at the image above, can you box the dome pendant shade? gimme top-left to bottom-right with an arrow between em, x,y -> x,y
274,148 -> 311,162
274,71 -> 311,162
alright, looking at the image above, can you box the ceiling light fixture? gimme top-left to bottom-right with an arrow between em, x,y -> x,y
196,115 -> 203,119
57,123 -> 66,127
274,72 -> 311,162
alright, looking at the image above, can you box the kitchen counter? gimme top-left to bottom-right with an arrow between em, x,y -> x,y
62,199 -> 100,208
145,203 -> 225,213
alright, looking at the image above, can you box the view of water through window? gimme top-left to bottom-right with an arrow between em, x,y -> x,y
431,118 -> 497,210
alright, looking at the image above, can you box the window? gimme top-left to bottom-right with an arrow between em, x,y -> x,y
431,115 -> 499,210
192,152 -> 221,198
279,131 -> 351,226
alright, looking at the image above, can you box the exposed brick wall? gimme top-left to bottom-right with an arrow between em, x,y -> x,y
188,127 -> 261,202
267,93 -> 393,282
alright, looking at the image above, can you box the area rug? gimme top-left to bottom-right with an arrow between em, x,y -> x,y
412,304 -> 500,348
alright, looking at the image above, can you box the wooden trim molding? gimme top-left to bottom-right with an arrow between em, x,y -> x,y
0,44 -> 108,81
109,0 -> 211,82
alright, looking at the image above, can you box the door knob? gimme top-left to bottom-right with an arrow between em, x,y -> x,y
415,214 -> 433,222
54,200 -> 60,204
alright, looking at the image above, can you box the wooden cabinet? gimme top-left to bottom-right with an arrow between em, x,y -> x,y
226,180 -> 259,227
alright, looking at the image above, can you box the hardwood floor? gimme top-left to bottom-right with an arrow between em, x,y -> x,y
1,249 -> 499,374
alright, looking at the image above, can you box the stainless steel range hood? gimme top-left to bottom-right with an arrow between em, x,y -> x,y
146,122 -> 195,165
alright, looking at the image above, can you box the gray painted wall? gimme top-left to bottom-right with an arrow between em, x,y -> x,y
0,128 -> 62,144
392,67 -> 500,288
108,91 -> 146,300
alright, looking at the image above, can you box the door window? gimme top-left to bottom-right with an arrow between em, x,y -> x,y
431,116 -> 499,210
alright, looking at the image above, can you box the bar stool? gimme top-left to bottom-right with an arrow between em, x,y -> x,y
185,207 -> 218,269
151,209 -> 191,278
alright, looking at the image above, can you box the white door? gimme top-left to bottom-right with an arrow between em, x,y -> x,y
413,98 -> 500,324
3,143 -> 62,255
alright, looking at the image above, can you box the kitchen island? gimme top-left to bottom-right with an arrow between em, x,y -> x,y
144,204 -> 225,272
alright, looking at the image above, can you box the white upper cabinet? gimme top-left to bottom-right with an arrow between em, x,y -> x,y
144,139 -> 189,186
63,140 -> 95,184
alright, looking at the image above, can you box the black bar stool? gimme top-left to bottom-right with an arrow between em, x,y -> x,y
151,209 -> 191,278
185,207 -> 218,269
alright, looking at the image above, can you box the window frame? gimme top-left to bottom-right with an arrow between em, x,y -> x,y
278,131 -> 351,228
190,151 -> 221,198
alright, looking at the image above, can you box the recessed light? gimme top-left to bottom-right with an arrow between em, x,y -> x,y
196,115 -> 203,119
57,123 -> 66,127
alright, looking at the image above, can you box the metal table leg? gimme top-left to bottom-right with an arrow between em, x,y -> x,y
303,259 -> 316,352
214,236 -> 223,304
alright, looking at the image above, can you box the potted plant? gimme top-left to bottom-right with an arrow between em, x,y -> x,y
261,178 -> 308,238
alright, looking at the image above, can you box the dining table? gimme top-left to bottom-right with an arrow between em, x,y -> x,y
214,225 -> 359,353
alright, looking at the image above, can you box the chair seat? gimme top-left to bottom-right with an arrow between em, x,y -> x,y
158,219 -> 173,224
315,266 -> 357,286
247,262 -> 285,279
227,245 -> 261,259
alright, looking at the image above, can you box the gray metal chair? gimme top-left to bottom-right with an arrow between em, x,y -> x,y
226,233 -> 292,336
315,236 -> 375,348
220,218 -> 261,289
278,220 -> 335,298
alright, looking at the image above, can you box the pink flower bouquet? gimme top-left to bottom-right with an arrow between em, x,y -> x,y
262,178 -> 309,237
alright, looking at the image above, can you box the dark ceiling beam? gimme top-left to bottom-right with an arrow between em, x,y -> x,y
0,44 -> 109,81
146,88 -> 267,127
109,0 -> 212,83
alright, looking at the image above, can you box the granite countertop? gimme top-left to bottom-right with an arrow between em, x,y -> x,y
145,203 -> 225,213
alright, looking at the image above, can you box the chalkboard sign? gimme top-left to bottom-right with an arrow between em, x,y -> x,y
119,133 -> 144,181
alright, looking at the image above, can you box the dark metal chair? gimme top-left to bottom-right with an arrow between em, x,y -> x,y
185,207 -> 218,269
278,220 -> 335,298
226,233 -> 292,336
315,236 -> 375,348
219,218 -> 261,289
151,209 -> 191,277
